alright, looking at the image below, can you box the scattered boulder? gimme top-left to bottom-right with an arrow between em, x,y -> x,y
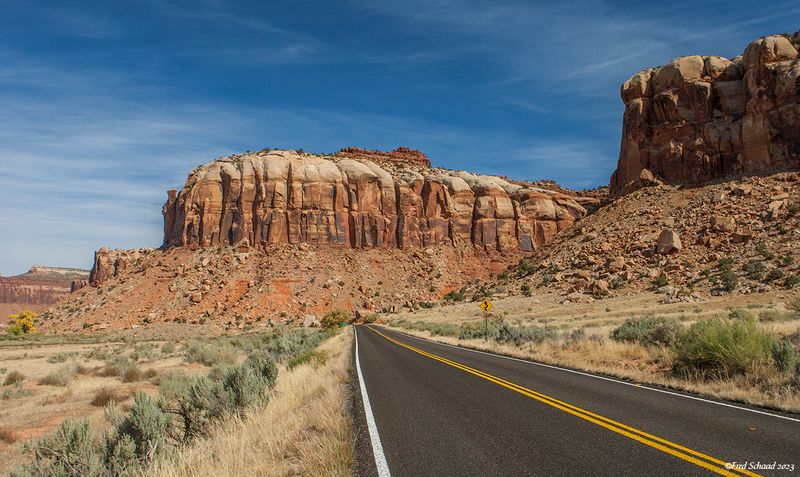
656,229 -> 682,254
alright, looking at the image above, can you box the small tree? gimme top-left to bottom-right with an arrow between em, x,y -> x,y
321,309 -> 351,329
7,311 -> 37,336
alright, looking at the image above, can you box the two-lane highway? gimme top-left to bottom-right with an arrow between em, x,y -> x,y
353,325 -> 800,476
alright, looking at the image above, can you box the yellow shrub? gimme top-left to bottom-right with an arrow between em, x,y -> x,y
7,311 -> 37,335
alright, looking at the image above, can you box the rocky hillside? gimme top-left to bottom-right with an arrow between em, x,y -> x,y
0,266 -> 89,318
611,34 -> 800,195
494,171 -> 799,303
42,147 -> 598,331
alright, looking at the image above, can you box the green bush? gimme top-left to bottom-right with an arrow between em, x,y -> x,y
756,242 -> 775,260
495,323 -> 556,346
247,354 -> 278,389
653,274 -> 668,287
175,377 -> 229,440
185,341 -> 237,367
106,393 -> 170,465
221,365 -> 264,410
321,309 -> 351,329
517,258 -> 536,277
675,318 -> 771,376
610,316 -> 683,347
160,342 -> 176,355
785,275 -> 800,288
444,287 -> 467,302
718,256 -> 735,271
771,339 -> 798,372
742,261 -> 766,281
720,270 -> 738,291
521,284 -> 532,297
765,268 -> 785,282
12,419 -> 103,477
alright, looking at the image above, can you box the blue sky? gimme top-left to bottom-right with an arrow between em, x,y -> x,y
0,0 -> 797,275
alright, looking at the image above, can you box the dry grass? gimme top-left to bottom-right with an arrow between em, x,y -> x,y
386,324 -> 800,414
147,330 -> 354,477
90,387 -> 120,407
0,337 -> 207,475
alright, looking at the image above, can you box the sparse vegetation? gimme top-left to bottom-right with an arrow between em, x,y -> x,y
321,309 -> 351,329
4,370 -> 25,386
675,318 -> 771,376
770,339 -> 797,373
611,316 -> 683,347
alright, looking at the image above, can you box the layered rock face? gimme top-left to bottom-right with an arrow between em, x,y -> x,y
0,266 -> 89,314
162,149 -> 588,254
610,34 -> 800,195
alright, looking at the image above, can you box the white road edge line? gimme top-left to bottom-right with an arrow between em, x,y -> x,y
355,326 -> 392,477
382,326 -> 800,424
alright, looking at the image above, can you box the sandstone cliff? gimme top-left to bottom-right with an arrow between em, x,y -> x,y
0,266 -> 89,317
610,34 -> 800,195
161,149 -> 590,254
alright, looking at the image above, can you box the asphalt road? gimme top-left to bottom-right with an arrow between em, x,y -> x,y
352,325 -> 800,477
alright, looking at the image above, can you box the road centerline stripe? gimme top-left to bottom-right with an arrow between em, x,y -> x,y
356,327 -> 392,477
366,325 -> 759,477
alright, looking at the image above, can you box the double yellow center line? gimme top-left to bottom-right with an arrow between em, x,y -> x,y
366,326 -> 761,477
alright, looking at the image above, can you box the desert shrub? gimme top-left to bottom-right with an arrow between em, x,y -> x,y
6,311 -> 37,336
787,294 -> 800,313
106,393 -> 170,465
121,365 -> 145,383
418,301 -> 436,309
496,323 -> 557,346
444,287 -> 467,302
717,256 -> 735,271
362,313 -> 379,324
765,268 -> 785,282
756,242 -> 775,260
1,387 -> 33,401
653,274 -> 668,287
521,284 -> 532,296
458,320 -> 501,340
263,328 -> 328,362
47,352 -> 77,364
771,339 -> 798,372
175,377 -> 229,440
517,258 -> 536,277
758,310 -> 794,322
39,365 -> 75,387
158,371 -> 194,402
675,318 -> 771,376
160,342 -> 176,355
90,387 -> 119,407
321,309 -> 351,329
785,275 -> 800,289
742,261 -> 766,281
611,316 -> 683,347
720,270 -> 738,291
728,309 -> 756,321
12,419 -> 102,477
4,370 -> 25,386
185,341 -> 237,367
220,364 -> 264,410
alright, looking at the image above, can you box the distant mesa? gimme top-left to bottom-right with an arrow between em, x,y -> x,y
0,266 -> 89,318
610,33 -> 800,195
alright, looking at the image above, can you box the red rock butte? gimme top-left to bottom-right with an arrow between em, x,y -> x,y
161,148 -> 592,254
610,34 -> 800,195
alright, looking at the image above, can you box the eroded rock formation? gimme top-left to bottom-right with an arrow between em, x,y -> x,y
89,247 -> 153,285
611,34 -> 800,195
161,149 -> 588,254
